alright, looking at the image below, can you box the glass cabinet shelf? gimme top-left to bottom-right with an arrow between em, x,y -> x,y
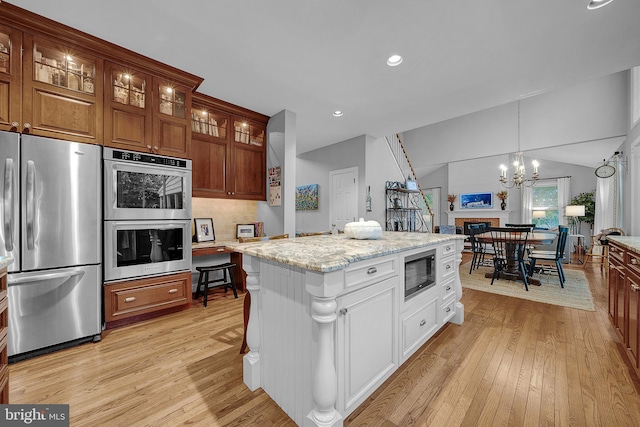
191,108 -> 227,139
33,42 -> 95,94
112,71 -> 146,108
159,85 -> 186,119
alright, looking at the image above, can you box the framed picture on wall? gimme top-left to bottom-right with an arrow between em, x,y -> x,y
459,192 -> 493,209
194,218 -> 215,242
236,223 -> 256,239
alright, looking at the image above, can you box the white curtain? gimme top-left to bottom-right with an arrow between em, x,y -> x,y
521,186 -> 533,223
557,177 -> 571,226
594,175 -> 616,234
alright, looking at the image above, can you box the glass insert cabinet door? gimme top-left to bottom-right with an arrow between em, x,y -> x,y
158,84 -> 186,118
32,39 -> 96,94
0,30 -> 9,74
112,69 -> 146,108
233,118 -> 265,147
191,107 -> 228,139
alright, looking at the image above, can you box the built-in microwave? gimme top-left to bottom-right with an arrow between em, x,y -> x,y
404,248 -> 436,299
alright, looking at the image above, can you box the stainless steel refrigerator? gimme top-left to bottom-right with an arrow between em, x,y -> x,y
0,131 -> 102,359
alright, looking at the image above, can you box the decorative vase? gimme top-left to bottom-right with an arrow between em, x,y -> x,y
449,203 -> 454,211
501,201 -> 506,210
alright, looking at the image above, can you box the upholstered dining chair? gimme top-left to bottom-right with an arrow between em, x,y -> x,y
238,233 -> 289,353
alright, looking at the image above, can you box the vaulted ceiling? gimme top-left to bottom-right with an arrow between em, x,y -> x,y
10,1 -> 640,158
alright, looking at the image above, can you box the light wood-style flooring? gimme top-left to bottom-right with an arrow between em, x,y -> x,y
9,255 -> 640,426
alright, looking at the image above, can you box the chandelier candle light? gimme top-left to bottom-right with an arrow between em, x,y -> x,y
499,101 -> 540,189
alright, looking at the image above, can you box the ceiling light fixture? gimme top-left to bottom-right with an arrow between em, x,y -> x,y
333,111 -> 343,117
386,54 -> 403,67
499,100 -> 540,189
587,0 -> 613,9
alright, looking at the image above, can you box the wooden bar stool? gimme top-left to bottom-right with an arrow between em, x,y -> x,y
195,263 -> 237,307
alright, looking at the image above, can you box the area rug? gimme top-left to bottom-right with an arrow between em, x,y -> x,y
460,262 -> 595,311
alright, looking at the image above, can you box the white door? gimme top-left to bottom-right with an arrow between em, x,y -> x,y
330,167 -> 358,231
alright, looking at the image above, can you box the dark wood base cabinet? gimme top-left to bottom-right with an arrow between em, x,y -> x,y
104,272 -> 192,329
608,242 -> 640,378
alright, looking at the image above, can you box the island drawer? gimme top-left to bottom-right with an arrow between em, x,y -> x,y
441,297 -> 456,324
401,294 -> 439,359
440,242 -> 456,259
344,254 -> 397,290
441,277 -> 455,301
441,257 -> 456,281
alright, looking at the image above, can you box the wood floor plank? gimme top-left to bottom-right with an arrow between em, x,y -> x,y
7,257 -> 640,426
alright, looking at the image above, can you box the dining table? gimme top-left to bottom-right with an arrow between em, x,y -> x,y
475,231 -> 557,286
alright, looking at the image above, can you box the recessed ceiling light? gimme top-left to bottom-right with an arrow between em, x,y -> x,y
333,111 -> 343,117
587,0 -> 613,9
387,54 -> 403,67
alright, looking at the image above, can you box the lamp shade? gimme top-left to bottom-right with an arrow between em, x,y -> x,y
532,210 -> 546,219
566,205 -> 585,217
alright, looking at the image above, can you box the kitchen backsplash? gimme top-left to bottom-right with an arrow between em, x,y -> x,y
192,198 -> 258,241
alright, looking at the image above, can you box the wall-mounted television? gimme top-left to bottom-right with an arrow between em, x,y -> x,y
460,192 -> 493,209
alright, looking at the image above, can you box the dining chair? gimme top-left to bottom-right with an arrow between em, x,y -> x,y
467,224 -> 487,273
527,225 -> 569,288
238,233 -> 289,353
505,223 -> 535,231
488,226 -> 531,291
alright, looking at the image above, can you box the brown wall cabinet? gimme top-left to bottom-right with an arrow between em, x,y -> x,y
608,242 -> 640,378
0,26 -> 103,144
192,92 -> 268,200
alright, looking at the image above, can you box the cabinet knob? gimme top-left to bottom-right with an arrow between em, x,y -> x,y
153,146 -> 158,151
11,122 -> 19,128
446,264 -> 451,270
124,297 -> 136,303
631,284 -> 640,292
367,267 -> 377,275
23,123 -> 31,129
147,145 -> 152,150
446,285 -> 451,291
445,307 -> 451,313
419,319 -> 426,326
339,308 -> 348,316
631,258 -> 638,265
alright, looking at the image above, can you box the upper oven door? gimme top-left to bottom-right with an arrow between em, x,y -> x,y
104,159 -> 192,220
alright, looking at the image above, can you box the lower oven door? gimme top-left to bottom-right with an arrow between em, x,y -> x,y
104,220 -> 192,282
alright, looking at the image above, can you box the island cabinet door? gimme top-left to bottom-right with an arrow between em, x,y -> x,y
335,275 -> 399,416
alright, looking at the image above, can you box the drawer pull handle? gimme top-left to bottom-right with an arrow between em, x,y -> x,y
168,289 -> 178,294
367,267 -> 377,275
124,297 -> 136,303
445,307 -> 451,313
446,285 -> 451,291
339,308 -> 348,315
419,319 -> 426,326
631,258 -> 638,265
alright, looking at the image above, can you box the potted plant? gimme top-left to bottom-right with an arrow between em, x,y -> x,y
496,191 -> 508,210
447,194 -> 456,211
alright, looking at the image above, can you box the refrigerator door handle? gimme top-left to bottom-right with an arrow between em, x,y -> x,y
3,158 -> 14,251
26,160 -> 35,250
8,269 -> 84,285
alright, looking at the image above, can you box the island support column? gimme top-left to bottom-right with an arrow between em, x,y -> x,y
452,238 -> 464,325
243,255 -> 262,390
305,270 -> 344,427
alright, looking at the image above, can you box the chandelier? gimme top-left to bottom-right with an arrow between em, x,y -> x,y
499,101 -> 539,189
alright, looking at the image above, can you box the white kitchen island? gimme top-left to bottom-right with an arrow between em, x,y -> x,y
226,232 -> 465,426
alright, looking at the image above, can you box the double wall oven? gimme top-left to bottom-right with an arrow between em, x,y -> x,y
103,148 -> 192,282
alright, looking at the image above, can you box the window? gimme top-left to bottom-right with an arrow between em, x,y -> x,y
531,183 -> 559,229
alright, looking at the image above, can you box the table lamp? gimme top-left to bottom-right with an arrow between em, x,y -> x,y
532,210 -> 547,229
565,205 -> 585,235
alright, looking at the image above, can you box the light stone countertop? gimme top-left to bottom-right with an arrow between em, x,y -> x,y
224,231 -> 465,273
0,256 -> 13,270
607,236 -> 640,253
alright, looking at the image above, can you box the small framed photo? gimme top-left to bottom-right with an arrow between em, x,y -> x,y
194,218 -> 215,242
405,179 -> 418,191
236,223 -> 256,239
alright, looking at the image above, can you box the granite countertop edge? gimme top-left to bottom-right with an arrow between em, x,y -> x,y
224,232 -> 464,273
0,256 -> 14,270
607,236 -> 640,253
